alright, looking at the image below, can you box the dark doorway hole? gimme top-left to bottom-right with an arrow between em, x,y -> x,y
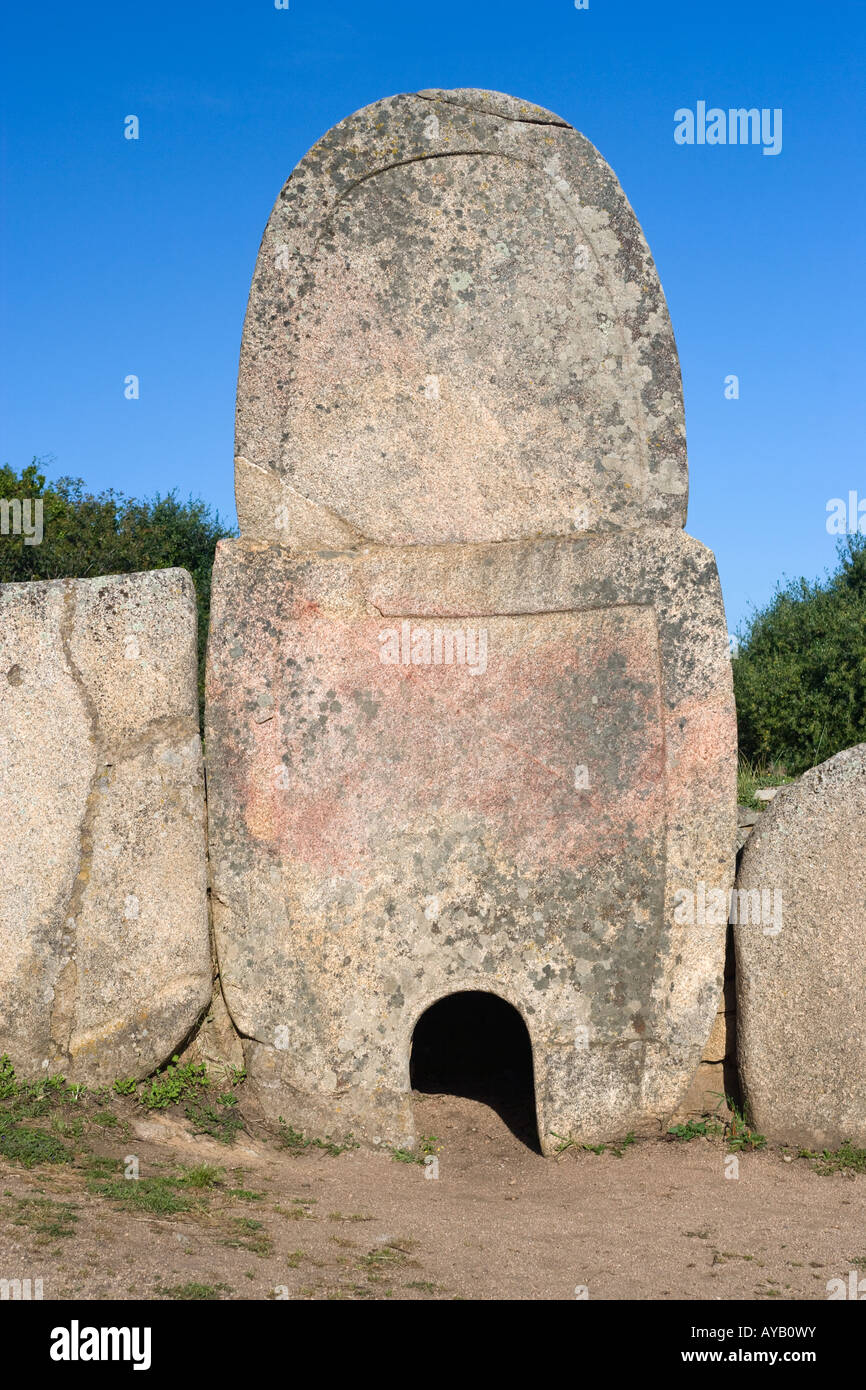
410,991 -> 540,1152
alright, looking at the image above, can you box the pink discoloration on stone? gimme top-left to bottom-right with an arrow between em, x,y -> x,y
221,609 -> 665,880
665,692 -> 738,798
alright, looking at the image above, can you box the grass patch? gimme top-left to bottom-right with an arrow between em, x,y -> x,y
82,1155 -> 124,1178
130,1058 -> 211,1111
0,1117 -> 73,1168
276,1119 -> 358,1157
220,1216 -> 273,1257
608,1132 -> 637,1157
667,1119 -> 723,1142
50,1113 -> 84,1140
185,1090 -> 245,1145
722,1100 -> 766,1151
390,1135 -> 443,1165
10,1196 -> 78,1239
0,1057 -> 125,1168
667,1098 -> 765,1151
86,1174 -> 195,1216
736,758 -> 796,810
0,1053 -> 246,1169
274,1198 -> 317,1220
799,1141 -> 866,1175
0,1060 -> 85,1127
358,1239 -> 418,1280
0,1055 -> 19,1101
112,1058 -> 247,1144
178,1164 -> 224,1190
87,1160 -> 230,1214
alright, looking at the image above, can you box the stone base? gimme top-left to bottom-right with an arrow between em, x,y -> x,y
206,530 -> 737,1152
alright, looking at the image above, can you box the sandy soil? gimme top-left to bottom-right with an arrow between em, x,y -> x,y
1,1090 -> 863,1302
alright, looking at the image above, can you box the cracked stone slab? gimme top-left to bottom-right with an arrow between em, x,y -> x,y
205,531 -> 736,1152
236,87 -> 687,547
735,745 -> 866,1147
0,569 -> 211,1082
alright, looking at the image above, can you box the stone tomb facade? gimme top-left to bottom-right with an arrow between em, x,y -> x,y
207,89 -> 737,1152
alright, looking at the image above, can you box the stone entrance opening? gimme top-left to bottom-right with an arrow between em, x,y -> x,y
410,991 -> 540,1151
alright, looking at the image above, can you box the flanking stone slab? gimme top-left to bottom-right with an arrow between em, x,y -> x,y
206,530 -> 736,1152
236,87 -> 687,548
735,746 -> 866,1147
0,569 -> 211,1083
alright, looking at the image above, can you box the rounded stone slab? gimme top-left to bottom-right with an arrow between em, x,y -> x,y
236,88 -> 687,547
735,746 -> 866,1147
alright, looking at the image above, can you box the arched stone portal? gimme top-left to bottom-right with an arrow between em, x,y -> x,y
410,992 -> 541,1151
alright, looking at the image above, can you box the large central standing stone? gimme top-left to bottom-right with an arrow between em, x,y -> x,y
208,89 -> 737,1152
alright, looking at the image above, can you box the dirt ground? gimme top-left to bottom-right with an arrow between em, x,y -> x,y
1,1088 -> 864,1302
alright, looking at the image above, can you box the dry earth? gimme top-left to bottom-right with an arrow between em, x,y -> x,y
1,1088 -> 864,1302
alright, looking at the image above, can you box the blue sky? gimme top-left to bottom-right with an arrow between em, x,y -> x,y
1,0 -> 863,633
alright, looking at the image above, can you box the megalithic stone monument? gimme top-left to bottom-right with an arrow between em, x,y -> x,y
206,88 -> 737,1153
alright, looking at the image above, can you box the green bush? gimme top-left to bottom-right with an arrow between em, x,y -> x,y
733,534 -> 866,774
0,459 -> 235,718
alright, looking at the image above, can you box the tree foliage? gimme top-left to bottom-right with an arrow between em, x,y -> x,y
0,461 -> 235,716
733,534 -> 866,773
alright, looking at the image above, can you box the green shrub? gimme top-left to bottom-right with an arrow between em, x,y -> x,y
138,1057 -> 210,1111
112,1058 -> 246,1144
733,534 -> 866,774
0,460 -> 234,717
